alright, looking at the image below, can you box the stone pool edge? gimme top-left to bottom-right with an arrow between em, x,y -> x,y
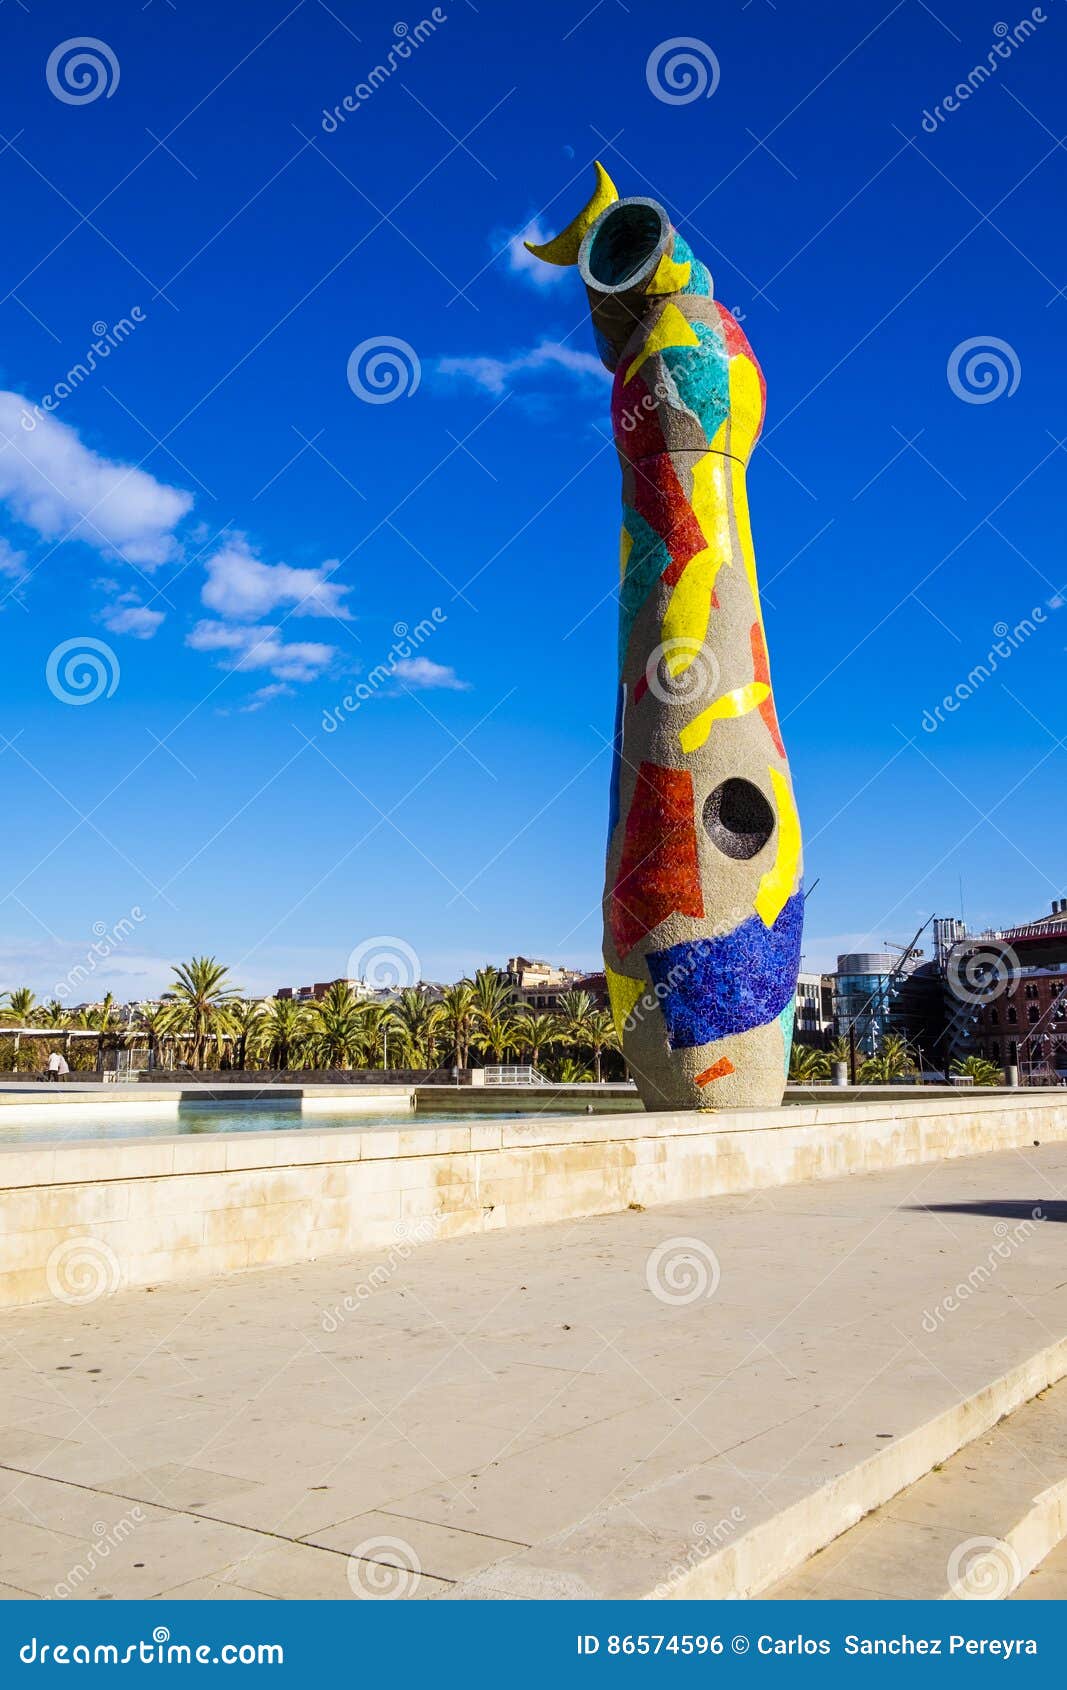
1,1090 -> 1066,1310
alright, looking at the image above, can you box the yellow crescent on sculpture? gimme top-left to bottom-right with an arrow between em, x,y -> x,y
523,161 -> 619,267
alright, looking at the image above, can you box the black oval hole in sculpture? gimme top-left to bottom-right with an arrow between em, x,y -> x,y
586,203 -> 665,289
703,778 -> 775,860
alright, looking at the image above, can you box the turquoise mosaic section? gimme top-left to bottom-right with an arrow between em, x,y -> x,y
661,321 -> 730,440
619,505 -> 671,666
672,235 -> 712,297
779,997 -> 796,1076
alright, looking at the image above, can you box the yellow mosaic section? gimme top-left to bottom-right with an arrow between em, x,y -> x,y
755,766 -> 801,929
606,965 -> 646,1042
625,302 -> 700,386
645,246 -> 692,295
679,682 -> 771,754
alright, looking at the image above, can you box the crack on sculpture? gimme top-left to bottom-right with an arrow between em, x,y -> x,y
528,164 -> 804,1110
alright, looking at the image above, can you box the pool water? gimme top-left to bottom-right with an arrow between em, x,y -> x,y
0,1103 -> 583,1145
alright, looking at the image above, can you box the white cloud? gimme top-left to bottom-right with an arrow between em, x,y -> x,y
0,391 -> 192,566
498,219 -> 570,289
201,534 -> 350,622
393,657 -> 470,691
240,682 -> 294,712
0,537 -> 28,581
436,338 -> 610,398
100,592 -> 165,640
187,620 -> 335,683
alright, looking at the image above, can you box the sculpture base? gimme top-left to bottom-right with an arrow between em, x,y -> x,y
624,1016 -> 789,1112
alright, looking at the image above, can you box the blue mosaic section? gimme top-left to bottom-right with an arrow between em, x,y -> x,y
592,321 -> 616,368
646,891 -> 804,1050
660,321 -> 730,442
618,505 -> 671,666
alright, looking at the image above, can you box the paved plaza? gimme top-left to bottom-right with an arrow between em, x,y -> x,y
1,1140 -> 1065,1599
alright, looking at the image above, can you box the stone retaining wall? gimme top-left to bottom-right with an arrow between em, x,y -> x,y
1,1092 -> 1065,1309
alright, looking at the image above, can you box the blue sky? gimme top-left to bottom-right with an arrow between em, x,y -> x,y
1,0 -> 1064,1000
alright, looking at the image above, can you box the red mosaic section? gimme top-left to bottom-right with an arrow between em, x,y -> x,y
610,762 -> 705,960
750,620 -> 786,759
696,1057 -> 735,1086
714,301 -> 767,439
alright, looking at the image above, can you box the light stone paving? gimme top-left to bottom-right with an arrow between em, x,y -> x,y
1,1140 -> 1066,1599
769,1375 -> 1067,1598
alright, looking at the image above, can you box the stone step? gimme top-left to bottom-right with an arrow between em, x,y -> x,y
1011,1534 -> 1067,1598
766,1381 -> 1067,1599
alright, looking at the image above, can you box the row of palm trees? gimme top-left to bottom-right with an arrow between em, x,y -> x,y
0,959 -> 621,1081
3,967 -> 1007,1086
788,1032 -> 1002,1087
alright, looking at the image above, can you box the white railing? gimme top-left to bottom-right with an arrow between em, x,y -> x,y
482,1065 -> 548,1085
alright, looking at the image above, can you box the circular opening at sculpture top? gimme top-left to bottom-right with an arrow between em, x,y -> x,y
585,201 -> 667,290
703,778 -> 775,860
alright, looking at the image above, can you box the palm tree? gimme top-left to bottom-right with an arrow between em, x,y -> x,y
304,983 -> 364,1069
476,1009 -> 522,1064
951,1054 -> 1002,1087
85,991 -> 120,1032
390,987 -> 442,1068
259,997 -> 308,1071
860,1032 -> 916,1083
541,989 -> 622,1079
37,1000 -> 69,1028
0,986 -> 36,1025
512,1010 -> 560,1073
557,1056 -> 592,1083
158,957 -> 241,1070
358,1001 -> 393,1068
439,982 -> 476,1068
555,989 -> 599,1062
789,1043 -> 832,1083
230,999 -> 264,1071
469,966 -> 514,1028
136,1003 -> 173,1072
583,1008 -> 618,1082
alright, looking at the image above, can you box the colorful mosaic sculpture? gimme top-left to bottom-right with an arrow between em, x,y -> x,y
528,166 -> 803,1109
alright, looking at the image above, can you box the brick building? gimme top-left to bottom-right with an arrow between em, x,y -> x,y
972,901 -> 1067,1079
